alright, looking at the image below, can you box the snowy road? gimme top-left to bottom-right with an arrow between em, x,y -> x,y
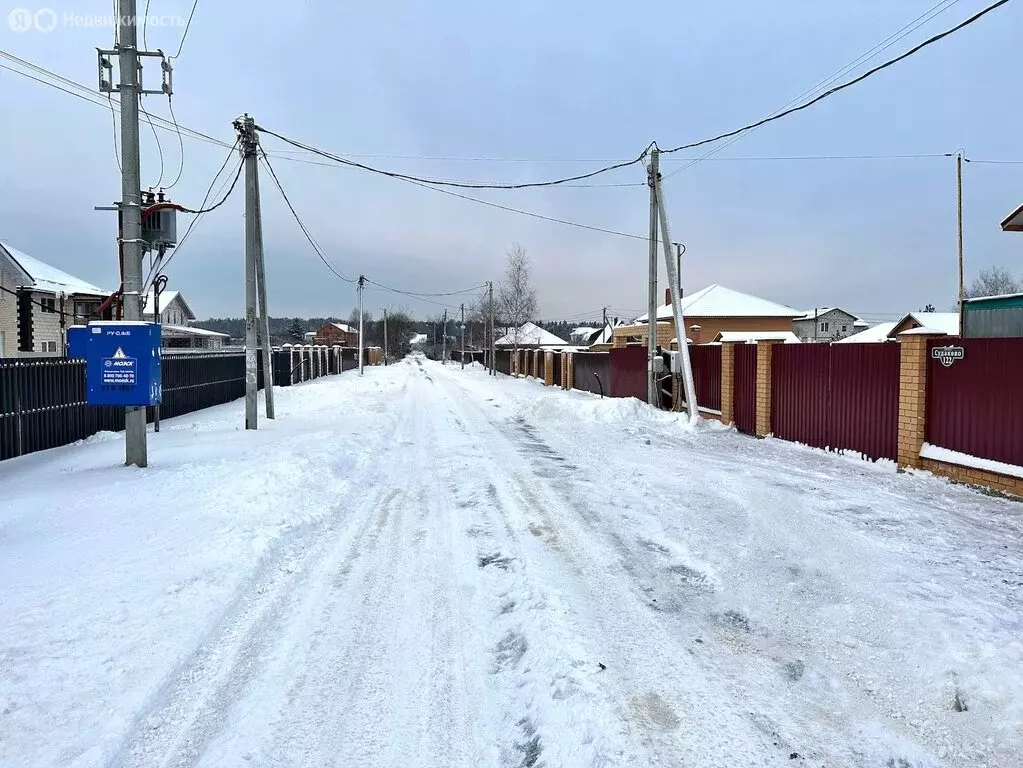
2,357 -> 1021,767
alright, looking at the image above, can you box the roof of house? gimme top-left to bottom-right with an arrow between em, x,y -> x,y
589,319 -> 627,346
324,322 -> 357,334
636,284 -> 801,322
836,322 -> 898,343
495,322 -> 567,347
142,290 -> 193,318
836,312 -> 959,343
714,331 -> 802,344
794,307 -> 866,323
1001,200 -> 1023,231
0,241 -> 109,296
161,325 -> 230,338
410,333 -> 428,344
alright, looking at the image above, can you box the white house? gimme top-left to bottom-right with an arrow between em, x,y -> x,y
495,322 -> 568,348
0,241 -> 110,357
142,289 -> 228,350
792,308 -> 869,342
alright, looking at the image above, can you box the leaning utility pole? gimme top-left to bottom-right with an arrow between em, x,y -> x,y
488,281 -> 495,376
253,148 -> 274,419
460,302 -> 466,369
646,147 -> 660,407
358,275 -> 365,375
117,2 -> 147,465
441,309 -> 448,365
957,151 -> 965,335
383,308 -> 388,365
238,115 -> 260,429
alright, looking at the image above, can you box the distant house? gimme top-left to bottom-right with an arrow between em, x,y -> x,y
713,331 -> 801,344
0,241 -> 111,357
837,312 -> 960,343
962,293 -> 1023,338
569,326 -> 599,345
792,308 -> 868,342
314,322 -> 359,346
622,284 -> 802,347
142,289 -> 228,349
495,322 -> 567,348
410,333 -> 428,348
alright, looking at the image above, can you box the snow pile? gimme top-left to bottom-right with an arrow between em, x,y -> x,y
520,391 -> 686,427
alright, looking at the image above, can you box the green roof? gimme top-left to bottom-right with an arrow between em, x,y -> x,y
963,293 -> 1023,311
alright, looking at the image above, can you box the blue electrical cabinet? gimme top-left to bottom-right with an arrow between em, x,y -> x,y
66,325 -> 88,359
86,322 -> 162,407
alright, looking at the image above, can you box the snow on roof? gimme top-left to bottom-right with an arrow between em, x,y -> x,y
571,326 -> 598,335
964,291 -> 1023,302
142,290 -> 183,314
329,322 -> 357,333
835,322 -> 898,343
636,284 -> 801,322
853,319 -> 869,328
410,333 -> 428,344
899,326 -> 948,336
495,322 -> 568,347
906,312 -> 959,335
715,331 -> 802,344
0,241 -> 109,296
794,307 -> 864,321
162,324 -> 230,338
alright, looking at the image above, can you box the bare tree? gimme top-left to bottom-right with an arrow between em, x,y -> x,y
965,266 -> 1021,298
380,306 -> 415,362
497,243 -> 538,361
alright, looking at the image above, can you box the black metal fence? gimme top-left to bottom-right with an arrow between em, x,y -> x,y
0,348 -> 350,462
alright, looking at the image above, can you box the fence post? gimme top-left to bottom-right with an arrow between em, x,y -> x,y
720,341 -> 738,426
565,351 -> 575,390
897,331 -> 944,469
754,340 -> 782,437
544,351 -> 554,386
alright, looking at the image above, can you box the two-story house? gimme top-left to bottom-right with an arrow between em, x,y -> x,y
0,241 -> 110,357
792,308 -> 869,342
314,322 -> 359,346
142,289 -> 229,349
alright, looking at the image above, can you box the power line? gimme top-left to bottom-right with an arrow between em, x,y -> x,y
256,125 -> 651,189
165,96 -> 186,189
364,278 -> 490,298
171,0 -> 200,59
258,151 -> 358,284
107,93 -> 121,172
139,97 -> 165,188
660,0 -> 1011,155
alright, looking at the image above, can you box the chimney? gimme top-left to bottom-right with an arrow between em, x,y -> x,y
665,288 -> 671,306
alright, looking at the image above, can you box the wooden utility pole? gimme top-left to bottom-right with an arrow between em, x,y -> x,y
646,148 -> 659,407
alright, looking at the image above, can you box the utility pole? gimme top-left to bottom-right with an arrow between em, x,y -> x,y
383,308 -> 388,365
253,149 -> 274,419
117,1 -> 147,465
153,268 -> 167,433
488,281 -> 495,376
646,147 -> 660,408
238,115 -> 259,429
358,275 -> 365,375
460,302 -> 466,369
441,309 -> 448,365
602,306 -> 608,337
957,152 -> 965,336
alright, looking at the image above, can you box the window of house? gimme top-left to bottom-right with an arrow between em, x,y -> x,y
820,321 -> 829,332
40,340 -> 57,353
842,325 -> 847,333
40,297 -> 55,314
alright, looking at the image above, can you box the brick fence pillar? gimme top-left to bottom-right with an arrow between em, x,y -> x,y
544,351 -> 554,386
897,331 -> 944,468
720,341 -> 737,426
532,350 -> 539,378
565,352 -> 574,390
613,327 -> 626,349
754,340 -> 782,437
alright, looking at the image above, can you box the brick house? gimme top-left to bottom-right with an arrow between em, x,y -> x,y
792,308 -> 869,342
616,284 -> 802,348
314,322 -> 359,346
0,241 -> 110,357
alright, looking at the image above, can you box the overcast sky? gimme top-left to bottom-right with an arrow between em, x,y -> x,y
1,0 -> 1020,323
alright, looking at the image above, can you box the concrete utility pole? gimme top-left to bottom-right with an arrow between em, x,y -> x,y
675,243 -> 684,298
460,302 -> 466,370
654,168 -> 698,424
117,1 -> 147,465
488,281 -> 495,376
153,268 -> 166,433
441,309 -> 448,365
239,115 -> 260,429
358,275 -> 365,375
383,308 -> 388,365
957,152 -> 965,335
646,148 -> 660,408
253,150 -> 275,419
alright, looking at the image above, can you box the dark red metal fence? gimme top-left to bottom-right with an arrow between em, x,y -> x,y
771,344 -> 899,461
610,346 -> 647,399
927,337 -> 1023,467
688,345 -> 722,412
572,352 -> 611,396
733,344 -> 757,434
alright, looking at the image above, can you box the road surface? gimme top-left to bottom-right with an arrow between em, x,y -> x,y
2,357 -> 1021,767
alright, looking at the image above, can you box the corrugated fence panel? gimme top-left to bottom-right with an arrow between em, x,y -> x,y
688,345 -> 722,411
772,344 -> 831,450
610,346 -> 647,399
830,343 -> 900,461
733,344 -> 757,435
572,352 -> 611,396
552,352 -> 562,387
927,337 -> 1023,467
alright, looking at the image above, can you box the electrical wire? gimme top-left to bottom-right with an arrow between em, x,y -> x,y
139,96 -> 165,188
107,93 -> 121,172
0,283 -> 106,320
165,96 -> 186,189
142,0 -> 151,50
660,0 -> 1011,156
256,125 -> 652,190
363,278 -> 489,298
362,287 -> 462,310
258,151 -> 358,284
171,0 -> 199,60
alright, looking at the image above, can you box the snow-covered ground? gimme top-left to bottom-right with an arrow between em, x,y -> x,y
1,356 -> 1021,767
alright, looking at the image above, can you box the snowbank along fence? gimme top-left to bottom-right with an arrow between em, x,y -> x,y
483,333 -> 1023,497
0,345 -> 358,462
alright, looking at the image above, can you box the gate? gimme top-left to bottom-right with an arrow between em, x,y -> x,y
927,337 -> 1023,467
610,346 -> 647,399
733,344 -> 757,434
573,352 -> 611,396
